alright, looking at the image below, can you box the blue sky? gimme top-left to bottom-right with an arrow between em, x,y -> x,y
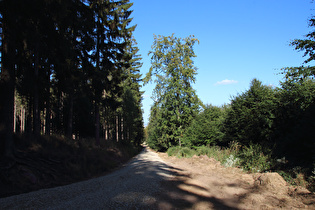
131,0 -> 314,126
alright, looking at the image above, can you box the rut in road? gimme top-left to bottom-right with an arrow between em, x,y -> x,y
0,147 -> 176,209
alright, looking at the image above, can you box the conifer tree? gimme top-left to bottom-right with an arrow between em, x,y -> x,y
90,0 -> 135,145
0,0 -> 143,155
122,38 -> 144,145
0,0 -> 16,159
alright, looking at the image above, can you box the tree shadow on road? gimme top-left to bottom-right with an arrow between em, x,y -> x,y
147,164 -> 240,209
125,147 -> 315,209
120,147 -> 240,209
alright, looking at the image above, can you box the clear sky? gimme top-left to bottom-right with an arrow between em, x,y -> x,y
131,0 -> 314,126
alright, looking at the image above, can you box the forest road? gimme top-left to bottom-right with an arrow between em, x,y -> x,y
1,146 -> 314,209
0,146 -> 177,209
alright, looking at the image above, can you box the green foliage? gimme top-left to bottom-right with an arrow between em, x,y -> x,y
151,15 -> 315,192
121,38 -> 144,146
223,79 -> 276,145
195,145 -> 213,156
167,146 -> 195,158
238,144 -> 273,173
273,68 -> 315,163
166,143 -> 273,173
290,18 -> 315,64
145,34 -> 201,151
183,105 -> 226,147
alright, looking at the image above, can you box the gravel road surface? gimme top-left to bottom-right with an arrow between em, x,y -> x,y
0,147 -> 173,209
2,147 -> 314,209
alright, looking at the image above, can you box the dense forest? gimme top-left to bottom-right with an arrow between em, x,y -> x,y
146,23 -> 315,190
0,0 -> 144,161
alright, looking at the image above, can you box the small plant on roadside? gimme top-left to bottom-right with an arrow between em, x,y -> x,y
224,154 -> 240,168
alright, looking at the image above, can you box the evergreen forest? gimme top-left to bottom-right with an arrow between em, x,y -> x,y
0,0 -> 144,195
0,0 -> 144,155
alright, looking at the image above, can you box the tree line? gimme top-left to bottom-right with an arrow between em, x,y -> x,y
0,0 -> 144,160
146,19 -> 315,177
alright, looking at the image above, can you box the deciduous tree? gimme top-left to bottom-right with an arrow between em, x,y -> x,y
145,34 -> 201,150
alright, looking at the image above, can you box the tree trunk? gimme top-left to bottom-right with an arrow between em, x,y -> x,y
0,13 -> 15,159
118,114 -> 122,142
13,96 -> 16,133
33,42 -> 40,136
116,115 -> 119,142
45,103 -> 51,136
66,93 -> 74,139
45,69 -> 51,136
20,106 -> 25,133
95,103 -> 100,146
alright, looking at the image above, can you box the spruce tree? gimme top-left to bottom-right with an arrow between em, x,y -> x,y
90,0 -> 135,145
0,0 -> 16,159
122,38 -> 144,145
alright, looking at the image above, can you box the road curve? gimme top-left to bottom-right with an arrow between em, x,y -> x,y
0,147 -> 174,209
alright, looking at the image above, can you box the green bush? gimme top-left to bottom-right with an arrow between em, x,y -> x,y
195,145 -> 212,156
223,79 -> 276,146
167,146 -> 195,158
167,146 -> 182,156
183,105 -> 226,147
238,144 -> 273,173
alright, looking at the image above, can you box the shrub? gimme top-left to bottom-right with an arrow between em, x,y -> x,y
223,79 -> 276,146
195,145 -> 212,156
167,146 -> 195,158
238,144 -> 273,173
183,105 -> 226,147
167,146 -> 182,157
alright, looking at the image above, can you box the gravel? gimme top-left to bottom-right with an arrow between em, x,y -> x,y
0,147 -> 173,209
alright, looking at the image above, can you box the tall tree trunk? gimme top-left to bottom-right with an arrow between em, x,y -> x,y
45,69 -> 51,136
33,43 -> 40,136
13,96 -> 16,133
105,120 -> 108,141
94,16 -> 101,146
20,106 -> 25,133
66,93 -> 74,139
95,103 -> 100,146
0,13 -> 15,159
45,102 -> 51,136
26,97 -> 32,134
116,115 -> 119,142
118,114 -> 122,142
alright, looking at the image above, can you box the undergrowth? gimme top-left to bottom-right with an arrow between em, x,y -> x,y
165,142 -> 315,192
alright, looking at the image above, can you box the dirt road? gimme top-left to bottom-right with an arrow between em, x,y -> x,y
0,146 -> 314,209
